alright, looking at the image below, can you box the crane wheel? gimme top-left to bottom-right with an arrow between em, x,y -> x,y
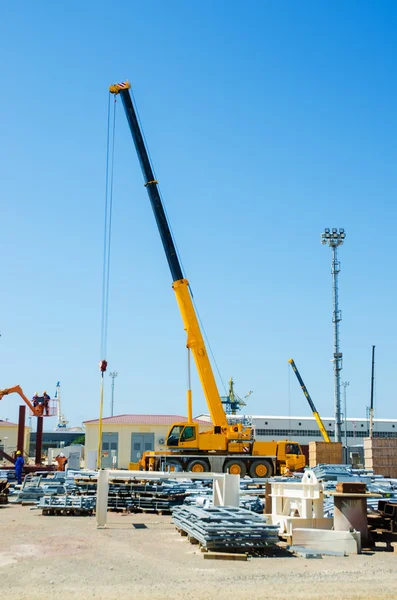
249,459 -> 273,478
223,460 -> 247,477
186,459 -> 209,473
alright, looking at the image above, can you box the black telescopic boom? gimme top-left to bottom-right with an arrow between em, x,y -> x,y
370,345 -> 375,411
288,359 -> 317,413
118,87 -> 183,283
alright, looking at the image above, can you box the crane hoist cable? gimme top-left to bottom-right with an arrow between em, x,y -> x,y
130,88 -> 227,397
97,93 -> 117,468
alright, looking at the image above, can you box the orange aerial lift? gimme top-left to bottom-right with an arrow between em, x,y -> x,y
0,386 -> 57,466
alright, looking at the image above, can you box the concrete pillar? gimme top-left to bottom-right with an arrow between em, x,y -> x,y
212,474 -> 240,507
223,474 -> 240,506
96,469 -> 110,528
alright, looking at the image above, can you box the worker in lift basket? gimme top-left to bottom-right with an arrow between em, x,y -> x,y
32,392 -> 39,408
14,451 -> 24,485
55,453 -> 68,472
42,390 -> 50,416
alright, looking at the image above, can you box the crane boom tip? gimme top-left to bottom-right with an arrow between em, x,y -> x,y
109,80 -> 131,94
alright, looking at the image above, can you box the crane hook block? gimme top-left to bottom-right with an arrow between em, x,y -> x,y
109,81 -> 131,95
99,360 -> 108,373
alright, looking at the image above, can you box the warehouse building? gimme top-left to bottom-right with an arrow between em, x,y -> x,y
196,414 -> 397,445
83,414 -> 212,469
29,429 -> 85,458
0,419 -> 31,459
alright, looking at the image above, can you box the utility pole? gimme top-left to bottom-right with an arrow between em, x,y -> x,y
109,371 -> 118,417
321,228 -> 346,443
342,381 -> 349,462
369,345 -> 375,438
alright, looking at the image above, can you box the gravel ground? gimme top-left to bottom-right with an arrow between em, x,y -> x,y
0,503 -> 396,600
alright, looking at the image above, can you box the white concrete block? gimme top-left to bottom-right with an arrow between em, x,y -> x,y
292,528 -> 361,554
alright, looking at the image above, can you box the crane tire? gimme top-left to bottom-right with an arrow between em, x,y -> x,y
186,459 -> 210,473
223,459 -> 247,477
249,459 -> 273,478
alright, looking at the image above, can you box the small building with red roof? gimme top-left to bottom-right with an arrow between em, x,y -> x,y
83,414 -> 212,469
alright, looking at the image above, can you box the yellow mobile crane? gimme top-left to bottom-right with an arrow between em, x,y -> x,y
288,359 -> 331,443
109,81 -> 305,477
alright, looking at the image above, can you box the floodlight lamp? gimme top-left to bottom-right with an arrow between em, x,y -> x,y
332,228 -> 337,233
325,228 -> 330,234
321,239 -> 327,245
340,233 -> 345,239
339,228 -> 345,234
326,232 -> 330,238
333,232 -> 338,238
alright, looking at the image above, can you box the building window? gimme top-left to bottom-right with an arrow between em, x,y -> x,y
254,428 -> 397,439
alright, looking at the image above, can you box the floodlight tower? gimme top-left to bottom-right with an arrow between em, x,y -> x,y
109,371 -> 118,417
321,227 -> 346,443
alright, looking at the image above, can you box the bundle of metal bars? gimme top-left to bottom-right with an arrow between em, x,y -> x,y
0,469 -> 16,481
116,480 -> 204,512
172,506 -> 279,551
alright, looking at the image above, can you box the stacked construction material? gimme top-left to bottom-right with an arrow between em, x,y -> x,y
125,480 -> 206,513
68,472 -> 98,496
184,491 -> 263,513
72,474 -> 214,512
0,469 -> 16,481
173,506 -> 279,551
12,472 -> 66,503
0,479 -> 10,504
309,442 -> 343,467
38,495 -> 95,516
367,499 -> 397,550
364,438 -> 397,478
311,464 -> 373,482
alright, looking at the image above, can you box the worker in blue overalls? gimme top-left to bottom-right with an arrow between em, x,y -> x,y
14,451 -> 25,485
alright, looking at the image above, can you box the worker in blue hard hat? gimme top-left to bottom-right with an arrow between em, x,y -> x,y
14,451 -> 25,485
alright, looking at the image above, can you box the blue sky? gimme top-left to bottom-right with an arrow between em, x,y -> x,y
1,1 -> 396,430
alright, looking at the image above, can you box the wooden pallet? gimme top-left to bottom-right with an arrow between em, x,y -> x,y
134,507 -> 172,516
42,508 -> 94,516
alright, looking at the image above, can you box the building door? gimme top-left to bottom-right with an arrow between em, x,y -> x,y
101,432 -> 118,468
131,433 -> 154,463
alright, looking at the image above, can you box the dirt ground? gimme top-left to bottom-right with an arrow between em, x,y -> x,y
0,504 -> 396,600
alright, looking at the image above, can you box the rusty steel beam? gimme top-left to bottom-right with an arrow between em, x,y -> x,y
0,449 -> 16,464
35,416 -> 43,465
17,405 -> 26,455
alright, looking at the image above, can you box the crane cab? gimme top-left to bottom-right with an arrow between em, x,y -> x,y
166,423 -> 228,452
166,423 -> 198,449
277,441 -> 306,472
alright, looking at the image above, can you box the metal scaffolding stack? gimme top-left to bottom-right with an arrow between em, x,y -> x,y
172,506 -> 279,551
38,495 -> 96,516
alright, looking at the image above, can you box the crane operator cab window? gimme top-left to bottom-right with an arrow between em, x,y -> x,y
285,443 -> 301,455
180,426 -> 196,442
167,425 -> 196,446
